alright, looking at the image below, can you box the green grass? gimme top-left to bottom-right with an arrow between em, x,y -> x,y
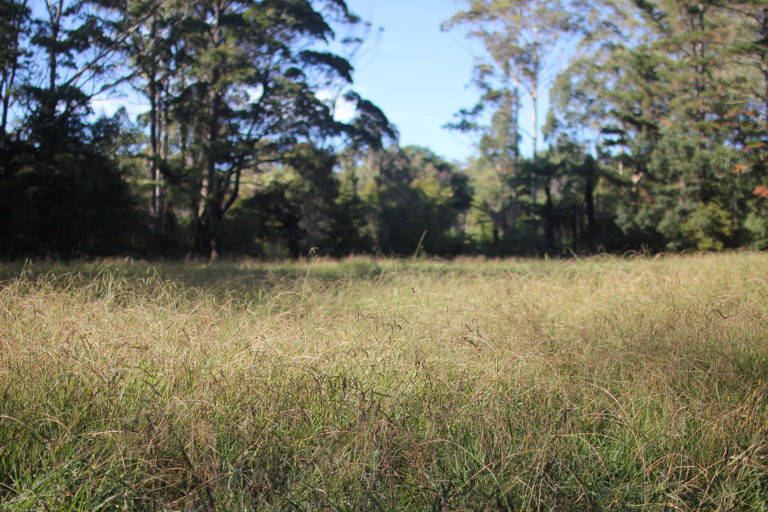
1,253 -> 767,511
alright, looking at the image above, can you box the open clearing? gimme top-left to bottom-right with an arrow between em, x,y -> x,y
1,253 -> 767,511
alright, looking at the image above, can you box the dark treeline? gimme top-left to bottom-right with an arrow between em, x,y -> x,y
1,0 -> 767,260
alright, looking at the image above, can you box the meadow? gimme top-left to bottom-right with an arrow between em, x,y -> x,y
0,253 -> 767,511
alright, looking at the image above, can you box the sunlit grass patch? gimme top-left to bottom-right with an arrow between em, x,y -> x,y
1,253 -> 767,510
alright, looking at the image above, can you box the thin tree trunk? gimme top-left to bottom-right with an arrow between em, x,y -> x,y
531,84 -> 538,218
512,89 -> 520,225
530,22 -> 539,219
510,87 -> 520,228
159,77 -> 169,225
0,65 -> 15,136
148,15 -> 161,224
585,164 -> 596,251
44,0 -> 64,140
149,76 -> 159,219
201,80 -> 223,260
571,204 -> 577,248
180,67 -> 188,168
544,180 -> 554,250
199,0 -> 224,260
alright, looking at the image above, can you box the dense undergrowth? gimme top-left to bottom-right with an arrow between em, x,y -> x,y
1,254 -> 767,511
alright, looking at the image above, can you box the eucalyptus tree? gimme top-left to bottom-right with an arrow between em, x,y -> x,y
0,0 -> 29,137
445,0 -> 583,218
118,0 -> 178,225
166,0 -> 389,259
446,76 -> 521,244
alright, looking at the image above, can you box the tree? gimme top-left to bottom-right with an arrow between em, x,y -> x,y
0,0 -> 149,257
0,0 -> 399,259
0,0 -> 29,137
121,0 -> 177,228
548,0 -> 755,250
446,82 -> 522,246
356,145 -> 472,255
715,1 -> 768,210
723,1 -> 768,135
158,0 -> 390,260
22,0 -> 143,151
445,0 -> 582,218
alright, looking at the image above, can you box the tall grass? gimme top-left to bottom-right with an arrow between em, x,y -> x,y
1,253 -> 767,510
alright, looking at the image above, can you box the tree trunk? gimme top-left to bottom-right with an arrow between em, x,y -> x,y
571,204 -> 578,248
198,0 -> 224,261
510,87 -> 520,227
584,156 -> 597,251
149,72 -> 159,220
200,84 -> 223,260
159,79 -> 170,239
531,92 -> 538,218
544,181 -> 554,250
0,65 -> 14,136
147,15 -> 164,228
40,0 -> 64,154
530,25 -> 539,219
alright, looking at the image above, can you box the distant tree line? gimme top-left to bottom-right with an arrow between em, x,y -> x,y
1,0 -> 767,259
448,0 -> 768,254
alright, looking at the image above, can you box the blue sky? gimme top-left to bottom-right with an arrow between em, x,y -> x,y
341,0 -> 548,163
340,0 -> 479,162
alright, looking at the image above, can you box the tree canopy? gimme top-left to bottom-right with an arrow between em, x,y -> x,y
1,0 -> 767,259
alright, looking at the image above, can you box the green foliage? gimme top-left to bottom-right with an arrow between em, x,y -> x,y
0,112 -> 147,257
0,0 -> 400,259
127,0 -> 395,258
743,209 -> 768,249
223,181 -> 302,259
0,0 -> 28,134
325,170 -> 374,256
4,0 -> 768,259
679,201 -> 736,251
544,0 -> 768,256
356,145 -> 473,256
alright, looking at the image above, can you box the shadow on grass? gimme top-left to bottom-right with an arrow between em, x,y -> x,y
0,254 -> 629,293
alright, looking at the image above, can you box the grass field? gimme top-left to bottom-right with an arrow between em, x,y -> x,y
1,253 -> 767,511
